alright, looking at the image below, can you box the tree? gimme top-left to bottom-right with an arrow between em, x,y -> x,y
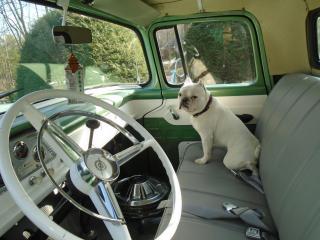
0,0 -> 29,48
19,11 -> 70,63
0,35 -> 19,92
67,14 -> 148,83
184,21 -> 255,83
14,10 -> 148,99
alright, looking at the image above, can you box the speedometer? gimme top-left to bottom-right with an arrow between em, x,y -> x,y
10,132 -> 56,181
13,141 -> 29,159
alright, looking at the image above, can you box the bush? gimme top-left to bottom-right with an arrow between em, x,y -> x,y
184,21 -> 255,83
16,10 -> 148,99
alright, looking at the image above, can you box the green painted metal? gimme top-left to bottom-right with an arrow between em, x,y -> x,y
162,85 -> 267,99
7,1 -> 163,136
143,118 -> 200,169
141,11 -> 271,161
67,1 -> 137,27
42,3 -> 271,98
65,1 -> 164,100
144,118 -> 198,139
147,11 -> 272,97
9,101 -> 97,136
7,4 -> 272,162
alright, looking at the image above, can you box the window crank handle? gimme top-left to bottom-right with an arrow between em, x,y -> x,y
169,107 -> 180,120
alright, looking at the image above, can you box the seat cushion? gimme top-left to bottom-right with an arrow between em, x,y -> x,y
160,210 -> 250,240
256,74 -> 320,240
158,74 -> 320,240
177,142 -> 266,205
157,142 -> 276,239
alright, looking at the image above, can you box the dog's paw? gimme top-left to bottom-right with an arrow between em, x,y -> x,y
194,158 -> 208,165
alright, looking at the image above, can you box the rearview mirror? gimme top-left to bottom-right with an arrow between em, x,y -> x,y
52,26 -> 92,44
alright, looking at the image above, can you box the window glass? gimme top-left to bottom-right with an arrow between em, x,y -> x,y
156,20 -> 256,86
317,17 -> 320,60
0,0 -> 149,113
156,28 -> 186,85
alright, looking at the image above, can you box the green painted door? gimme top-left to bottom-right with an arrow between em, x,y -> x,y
142,12 -> 271,169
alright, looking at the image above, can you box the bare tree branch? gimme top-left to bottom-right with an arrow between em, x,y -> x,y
7,0 -> 27,37
0,0 -> 29,47
1,8 -> 23,47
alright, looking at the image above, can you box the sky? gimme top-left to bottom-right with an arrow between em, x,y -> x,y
0,0 -> 51,36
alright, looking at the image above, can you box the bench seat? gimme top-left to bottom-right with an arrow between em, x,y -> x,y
157,144 -> 276,239
157,74 -> 320,240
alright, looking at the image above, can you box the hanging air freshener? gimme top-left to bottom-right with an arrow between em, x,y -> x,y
65,53 -> 84,103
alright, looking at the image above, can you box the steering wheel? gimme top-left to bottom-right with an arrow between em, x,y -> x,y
0,90 -> 182,240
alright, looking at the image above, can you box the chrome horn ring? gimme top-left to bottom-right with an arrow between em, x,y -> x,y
36,110 -> 138,223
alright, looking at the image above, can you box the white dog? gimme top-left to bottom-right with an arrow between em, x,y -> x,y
178,78 -> 260,174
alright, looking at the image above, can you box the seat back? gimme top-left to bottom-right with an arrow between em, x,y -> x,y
256,74 -> 320,240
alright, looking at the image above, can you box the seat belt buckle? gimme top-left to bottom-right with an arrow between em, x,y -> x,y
246,227 -> 262,239
222,202 -> 237,213
230,169 -> 238,176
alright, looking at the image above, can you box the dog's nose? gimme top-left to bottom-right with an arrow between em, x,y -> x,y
179,97 -> 189,109
182,97 -> 188,104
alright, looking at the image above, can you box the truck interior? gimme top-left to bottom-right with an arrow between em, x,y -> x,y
0,0 -> 320,239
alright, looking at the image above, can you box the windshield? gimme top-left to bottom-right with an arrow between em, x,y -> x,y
0,0 -> 149,113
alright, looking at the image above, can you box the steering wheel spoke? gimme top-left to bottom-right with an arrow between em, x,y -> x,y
89,182 -> 131,240
42,119 -> 84,165
115,138 -> 155,166
22,100 -> 47,130
22,101 -> 84,167
0,90 -> 181,240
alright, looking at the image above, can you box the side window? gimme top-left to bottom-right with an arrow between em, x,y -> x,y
156,21 -> 256,86
307,8 -> 320,68
317,17 -> 320,61
156,28 -> 186,85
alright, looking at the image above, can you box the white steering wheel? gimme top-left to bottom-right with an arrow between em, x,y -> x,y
0,90 -> 181,240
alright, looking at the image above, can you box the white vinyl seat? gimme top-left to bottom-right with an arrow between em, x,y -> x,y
157,74 -> 320,240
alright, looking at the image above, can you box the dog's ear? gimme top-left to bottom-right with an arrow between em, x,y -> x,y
197,78 -> 205,86
197,78 -> 209,94
183,76 -> 194,86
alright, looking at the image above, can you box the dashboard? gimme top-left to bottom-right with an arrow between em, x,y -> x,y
0,129 -> 68,236
0,102 -> 127,237
0,132 -> 56,194
10,132 -> 56,184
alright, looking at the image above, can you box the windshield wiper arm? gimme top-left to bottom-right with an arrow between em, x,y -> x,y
0,88 -> 23,99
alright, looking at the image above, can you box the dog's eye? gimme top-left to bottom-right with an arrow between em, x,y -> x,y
178,93 -> 182,97
191,96 -> 198,99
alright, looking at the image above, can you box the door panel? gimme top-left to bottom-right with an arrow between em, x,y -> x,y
144,95 -> 267,125
141,13 -> 271,168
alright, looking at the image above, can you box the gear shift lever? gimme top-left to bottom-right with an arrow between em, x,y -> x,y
86,119 -> 100,149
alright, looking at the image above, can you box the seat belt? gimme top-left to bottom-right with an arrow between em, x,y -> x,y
230,169 -> 265,194
223,202 -> 271,232
184,202 -> 277,239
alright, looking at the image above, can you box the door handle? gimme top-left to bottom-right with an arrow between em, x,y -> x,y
169,107 -> 180,120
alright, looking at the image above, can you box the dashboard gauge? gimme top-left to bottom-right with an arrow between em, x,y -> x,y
13,141 -> 28,159
32,146 -> 45,162
10,132 -> 57,180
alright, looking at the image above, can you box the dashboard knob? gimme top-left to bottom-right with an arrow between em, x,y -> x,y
41,168 -> 55,177
33,146 -> 45,162
29,175 -> 43,186
13,141 -> 28,159
86,119 -> 100,130
86,119 -> 100,149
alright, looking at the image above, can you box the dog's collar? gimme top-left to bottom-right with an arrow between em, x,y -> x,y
194,70 -> 210,82
193,95 -> 213,118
